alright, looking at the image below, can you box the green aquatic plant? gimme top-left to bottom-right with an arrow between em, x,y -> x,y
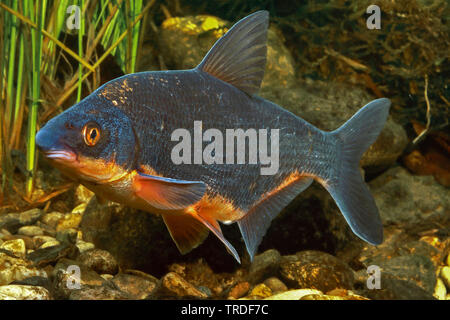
0,0 -> 151,205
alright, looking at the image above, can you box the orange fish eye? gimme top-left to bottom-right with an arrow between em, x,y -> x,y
82,122 -> 101,146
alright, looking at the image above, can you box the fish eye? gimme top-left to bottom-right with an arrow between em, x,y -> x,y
82,122 -> 101,147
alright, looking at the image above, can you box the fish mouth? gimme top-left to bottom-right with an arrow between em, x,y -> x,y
42,149 -> 77,163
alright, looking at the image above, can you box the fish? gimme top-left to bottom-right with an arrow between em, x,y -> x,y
35,11 -> 391,263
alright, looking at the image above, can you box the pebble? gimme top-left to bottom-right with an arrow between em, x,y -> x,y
27,242 -> 78,268
301,293 -> 369,300
228,282 -> 250,299
434,278 -> 447,300
11,275 -> 51,289
248,249 -> 281,284
264,289 -> 323,300
18,226 -> 44,237
56,228 -> 78,244
101,274 -> 114,281
249,283 -> 272,298
56,212 -> 83,231
0,239 -> 26,257
71,202 -> 88,214
263,277 -> 288,293
0,252 -> 47,285
75,184 -> 95,204
2,235 -> 34,251
75,240 -> 95,253
446,254 -> 450,267
0,285 -> 51,300
78,248 -> 119,275
440,266 -> 450,289
161,272 -> 208,299
40,212 -> 64,229
40,240 -> 61,249
33,236 -> 57,248
1,228 -> 12,236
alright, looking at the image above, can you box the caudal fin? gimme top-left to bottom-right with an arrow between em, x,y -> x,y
326,98 -> 391,245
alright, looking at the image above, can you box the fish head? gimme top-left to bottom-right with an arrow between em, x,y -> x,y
36,96 -> 137,185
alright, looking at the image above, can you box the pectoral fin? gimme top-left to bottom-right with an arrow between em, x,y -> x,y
133,171 -> 206,210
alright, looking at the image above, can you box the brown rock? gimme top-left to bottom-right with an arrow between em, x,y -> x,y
52,258 -> 107,299
111,273 -> 158,299
228,282 -> 250,299
69,284 -> 129,300
160,272 -> 208,299
264,277 -> 288,293
78,249 -> 119,275
156,15 -> 296,89
280,250 -> 354,292
248,249 -> 281,284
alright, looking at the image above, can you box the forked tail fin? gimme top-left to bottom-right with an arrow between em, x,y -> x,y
326,98 -> 391,245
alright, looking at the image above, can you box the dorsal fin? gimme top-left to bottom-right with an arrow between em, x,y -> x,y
196,10 -> 269,95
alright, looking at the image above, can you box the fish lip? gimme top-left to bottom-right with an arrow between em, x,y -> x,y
42,149 -> 77,163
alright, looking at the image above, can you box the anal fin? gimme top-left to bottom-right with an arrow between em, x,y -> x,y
162,214 -> 209,254
187,208 -> 241,263
238,176 -> 313,261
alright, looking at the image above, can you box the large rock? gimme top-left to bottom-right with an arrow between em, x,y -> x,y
370,166 -> 450,233
248,249 -> 281,284
357,228 -> 438,295
355,271 -> 436,300
279,250 -> 354,292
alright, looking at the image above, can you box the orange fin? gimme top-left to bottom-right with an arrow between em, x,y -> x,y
133,171 -> 206,210
238,176 -> 313,261
162,214 -> 209,254
187,208 -> 241,263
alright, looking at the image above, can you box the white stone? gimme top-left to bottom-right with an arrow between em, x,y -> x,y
76,240 -> 95,253
40,240 -> 60,249
264,289 -> 323,300
18,225 -> 44,237
0,285 -> 51,300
